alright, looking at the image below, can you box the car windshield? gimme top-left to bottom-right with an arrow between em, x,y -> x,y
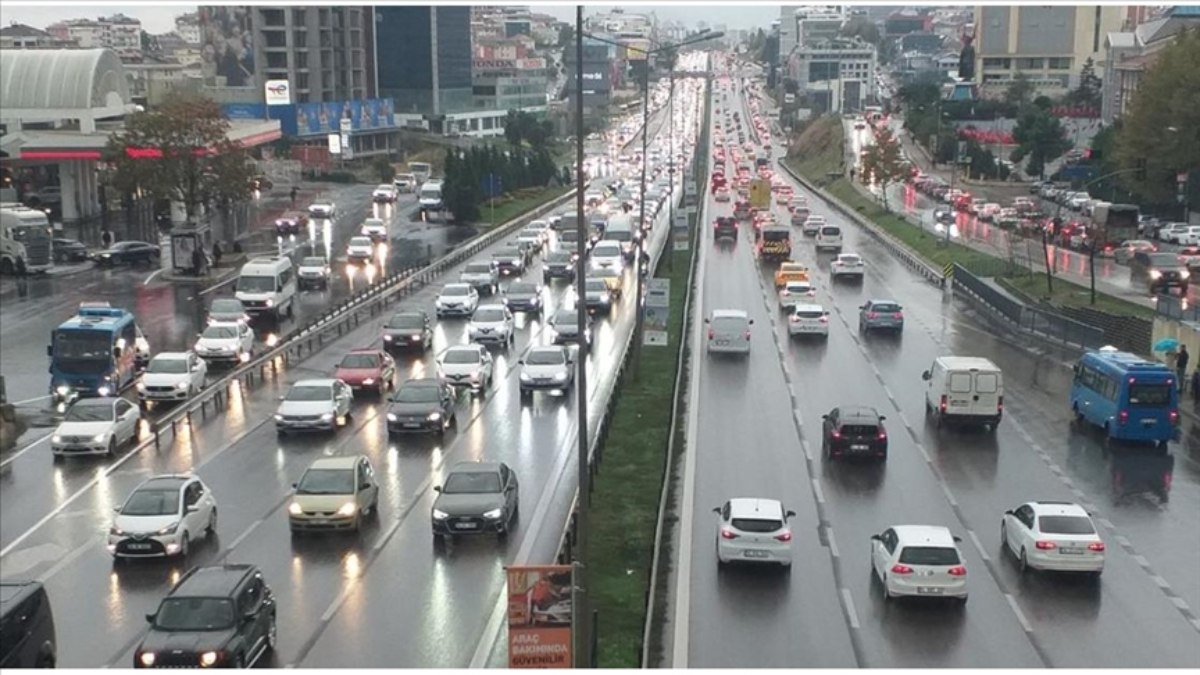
473,308 -> 506,322
339,353 -> 379,369
839,256 -> 862,265
442,471 -> 501,494
871,303 -> 900,313
122,488 -> 180,516
237,275 -> 276,293
146,357 -> 189,374
443,349 -> 481,365
441,286 -> 470,297
301,257 -> 325,267
387,313 -> 424,329
527,349 -> 566,365
394,385 -> 439,403
349,237 -> 372,248
606,230 -> 632,242
286,385 -> 331,401
553,310 -> 578,325
585,280 -> 608,292
210,299 -> 243,314
464,263 -> 492,274
712,316 -> 746,331
153,598 -> 235,632
1147,253 -> 1181,266
297,468 -> 354,495
548,253 -> 572,263
202,325 -> 239,339
898,546 -> 961,565
508,283 -> 536,296
561,230 -> 579,241
1038,515 -> 1096,535
731,518 -> 782,533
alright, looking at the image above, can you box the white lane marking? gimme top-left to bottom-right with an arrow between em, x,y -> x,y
967,529 -> 991,562
0,434 -> 51,469
940,482 -> 958,507
470,586 -> 509,668
827,529 -> 839,559
915,443 -> 931,463
1152,575 -> 1171,590
811,478 -> 826,505
1115,534 -> 1132,549
1171,596 -> 1190,611
143,269 -> 163,285
897,410 -> 913,430
228,519 -> 263,551
199,273 -> 239,296
840,588 -> 861,630
1005,593 -> 1034,633
8,394 -> 51,405
1133,554 -> 1150,568
801,439 -> 812,462
36,539 -> 92,583
321,584 -> 355,623
1099,518 -> 1115,530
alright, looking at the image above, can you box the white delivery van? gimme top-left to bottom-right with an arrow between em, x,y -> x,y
922,356 -> 1003,430
408,162 -> 432,184
418,180 -> 445,218
603,213 -> 639,260
235,256 -> 296,321
815,224 -> 843,252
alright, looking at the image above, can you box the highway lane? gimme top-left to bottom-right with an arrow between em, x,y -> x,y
674,73 -> 1200,668
0,90 -> 691,667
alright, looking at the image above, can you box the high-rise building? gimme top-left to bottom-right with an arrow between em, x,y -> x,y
375,6 -> 473,118
198,6 -> 375,102
973,5 -> 1125,97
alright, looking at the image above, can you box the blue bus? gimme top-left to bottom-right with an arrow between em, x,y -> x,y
1070,349 -> 1179,446
48,303 -> 149,404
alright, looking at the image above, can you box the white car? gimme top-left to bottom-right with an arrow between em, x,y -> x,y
518,346 -> 574,398
435,283 -> 480,318
778,279 -> 816,310
787,304 -> 830,338
297,256 -> 331,290
194,320 -> 254,363
526,219 -> 551,243
705,309 -> 753,356
801,215 -> 826,236
360,218 -> 389,241
346,236 -> 375,263
590,241 -> 625,271
517,228 -> 544,253
372,184 -> 398,203
1001,501 -> 1105,576
1158,223 -> 1189,242
871,525 -> 968,604
831,253 -> 865,279
51,397 -> 141,458
107,474 -> 217,558
468,304 -> 515,347
308,201 -> 336,219
714,498 -> 796,570
437,344 -> 494,392
274,378 -> 354,435
137,352 -> 207,405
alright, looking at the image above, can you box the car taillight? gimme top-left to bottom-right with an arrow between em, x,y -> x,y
708,328 -> 715,339
866,312 -> 878,319
1169,410 -> 1179,425
1118,409 -> 1129,425
1163,471 -> 1173,492
948,566 -> 967,576
890,564 -> 913,575
877,430 -> 887,440
831,429 -> 841,439
1035,541 -> 1056,550
939,395 -> 948,413
819,316 -> 829,324
775,532 -> 793,542
1087,542 -> 1106,552
721,529 -> 739,540
743,330 -> 751,340
893,312 -> 903,319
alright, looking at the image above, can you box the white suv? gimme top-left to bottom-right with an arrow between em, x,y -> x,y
787,304 -> 830,338
871,525 -> 968,604
308,201 -> 336,219
1001,501 -> 1105,576
435,283 -> 479,318
437,345 -> 495,392
137,352 -> 207,405
815,224 -> 844,252
714,498 -> 796,570
518,346 -> 574,399
108,474 -> 217,559
468,304 -> 515,347
194,320 -> 254,363
831,253 -> 865,280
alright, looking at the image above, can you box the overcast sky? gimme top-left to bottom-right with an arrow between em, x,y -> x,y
1,3 -> 781,35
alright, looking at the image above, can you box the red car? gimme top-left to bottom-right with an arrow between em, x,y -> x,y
333,349 -> 396,397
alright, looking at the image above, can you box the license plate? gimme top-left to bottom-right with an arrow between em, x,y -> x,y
743,550 -> 768,558
917,587 -> 943,595
403,423 -> 421,429
850,444 -> 868,450
310,519 -> 328,526
1059,548 -> 1084,555
716,340 -> 729,346
1141,418 -> 1156,425
454,522 -> 478,530
126,543 -> 152,550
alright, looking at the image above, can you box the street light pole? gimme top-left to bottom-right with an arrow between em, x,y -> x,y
667,65 -> 676,273
571,6 -> 591,669
632,58 -> 652,380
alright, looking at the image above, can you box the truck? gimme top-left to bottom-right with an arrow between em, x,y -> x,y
418,180 -> 445,220
48,303 -> 150,404
1091,203 -> 1139,250
408,162 -> 432,184
1,203 -> 54,275
758,226 -> 793,264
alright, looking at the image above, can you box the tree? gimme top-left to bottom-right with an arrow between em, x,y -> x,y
105,93 -> 255,226
1004,72 -> 1035,108
859,127 -> 909,212
1068,57 -> 1102,111
1115,27 -> 1200,206
373,156 -> 395,183
1009,106 -> 1071,179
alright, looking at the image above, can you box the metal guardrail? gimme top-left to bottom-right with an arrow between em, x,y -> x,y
1156,293 -> 1200,323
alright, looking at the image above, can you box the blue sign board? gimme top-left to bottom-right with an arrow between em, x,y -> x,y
481,174 -> 504,199
222,98 -> 396,138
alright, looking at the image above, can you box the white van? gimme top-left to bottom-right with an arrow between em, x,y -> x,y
393,173 -> 417,193
705,309 -> 754,356
922,356 -> 1003,430
408,162 -> 432,184
235,256 -> 296,321
603,213 -> 639,260
815,224 -> 843,252
418,180 -> 445,217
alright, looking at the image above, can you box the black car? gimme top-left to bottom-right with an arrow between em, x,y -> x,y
491,245 -> 526,276
821,406 -> 888,461
714,217 -> 738,242
1131,251 -> 1190,294
94,241 -> 160,267
432,461 -> 519,539
386,378 -> 457,436
503,281 -> 544,314
135,564 -> 275,669
382,310 -> 433,352
273,211 -> 308,237
0,581 -> 56,668
543,251 -> 577,282
51,238 -> 89,263
548,308 -> 592,346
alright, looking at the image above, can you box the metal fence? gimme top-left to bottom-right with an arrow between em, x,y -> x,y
1156,293 -> 1200,323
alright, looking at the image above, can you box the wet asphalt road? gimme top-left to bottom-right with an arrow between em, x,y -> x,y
0,93 -> 686,667
675,74 -> 1200,668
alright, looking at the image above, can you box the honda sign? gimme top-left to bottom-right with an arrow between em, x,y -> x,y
264,79 -> 291,105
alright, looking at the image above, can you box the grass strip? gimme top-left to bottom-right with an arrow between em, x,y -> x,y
998,272 -> 1155,319
477,187 -> 571,228
588,243 -> 692,668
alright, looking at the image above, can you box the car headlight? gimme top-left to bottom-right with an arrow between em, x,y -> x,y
482,508 -> 504,520
435,299 -> 445,307
56,385 -> 70,396
52,435 -> 62,443
554,372 -> 568,381
320,412 -> 335,422
428,412 -> 442,422
336,502 -> 357,517
139,652 -> 156,667
274,414 -> 284,421
520,372 -> 532,382
1151,270 -> 1163,279
156,522 -> 179,535
109,525 -> 124,536
176,381 -> 189,389
432,509 -> 449,520
384,334 -> 393,341
199,651 -> 220,667
1182,270 -> 1191,279
137,382 -> 147,392
387,413 -> 397,422
265,298 -> 274,307
97,386 -> 111,397
362,378 -> 375,386
288,502 -> 303,515
93,433 -> 108,442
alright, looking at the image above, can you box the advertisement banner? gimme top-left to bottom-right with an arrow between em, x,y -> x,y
623,38 -> 650,60
643,278 -> 671,346
506,566 -> 573,668
199,6 -> 254,87
749,178 -> 771,210
673,212 -> 690,252
327,133 -> 342,155
293,99 -> 396,137
264,79 -> 291,105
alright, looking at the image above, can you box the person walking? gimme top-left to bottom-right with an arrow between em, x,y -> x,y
1191,368 -> 1199,402
100,228 -> 113,248
211,241 -> 223,268
1176,345 -> 1189,393
290,186 -> 299,206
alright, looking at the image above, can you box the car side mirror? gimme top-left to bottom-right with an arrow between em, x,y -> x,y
518,359 -> 525,365
712,507 -> 721,514
279,395 -> 286,401
703,318 -> 710,324
46,345 -> 53,357
360,482 -> 371,491
113,347 -> 122,359
1004,509 -> 1014,516
921,370 -> 932,381
785,510 -> 796,519
186,504 -> 199,513
292,482 -> 298,489
953,535 -> 963,543
870,534 -> 882,541
433,485 -> 442,493
145,612 -> 156,623
113,506 -> 122,513
748,319 -> 755,325
878,415 -> 886,421
821,414 -> 829,420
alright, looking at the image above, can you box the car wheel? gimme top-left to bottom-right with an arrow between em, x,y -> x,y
882,576 -> 895,601
1019,548 -> 1030,575
207,508 -> 218,536
234,653 -> 245,669
956,595 -> 968,607
1000,522 -> 1009,555
179,533 -> 190,558
286,302 -> 295,320
106,438 -> 116,457
267,614 -> 278,650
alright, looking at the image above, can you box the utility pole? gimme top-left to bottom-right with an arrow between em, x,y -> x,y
632,56 -> 652,380
571,9 -> 591,669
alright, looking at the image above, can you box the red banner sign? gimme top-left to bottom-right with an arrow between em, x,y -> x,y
506,565 -> 573,668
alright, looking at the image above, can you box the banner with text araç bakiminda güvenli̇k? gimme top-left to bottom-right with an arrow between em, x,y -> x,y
506,565 -> 573,668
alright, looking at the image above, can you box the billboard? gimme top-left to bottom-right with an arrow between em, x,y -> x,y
199,6 -> 254,87
292,99 -> 396,136
749,179 -> 771,209
506,565 -> 573,668
264,79 -> 291,105
643,278 -> 671,346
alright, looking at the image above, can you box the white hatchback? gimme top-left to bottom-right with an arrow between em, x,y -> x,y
714,498 -> 796,570
1001,501 -> 1105,576
831,253 -> 865,279
787,304 -> 830,337
108,474 -> 217,559
468,304 -> 515,347
778,279 -> 816,310
705,309 -> 753,356
871,525 -> 968,604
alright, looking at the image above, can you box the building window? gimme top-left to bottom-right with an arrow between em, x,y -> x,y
263,31 -> 287,48
1048,57 -> 1072,70
982,73 -> 1006,82
293,9 -> 306,25
296,52 -> 308,69
294,31 -> 307,48
266,52 -> 288,69
1016,58 -> 1044,70
982,58 -> 1012,70
262,9 -> 285,27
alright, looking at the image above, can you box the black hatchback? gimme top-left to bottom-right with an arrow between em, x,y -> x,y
821,406 -> 888,461
1131,251 -> 1189,294
714,217 -> 738,242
